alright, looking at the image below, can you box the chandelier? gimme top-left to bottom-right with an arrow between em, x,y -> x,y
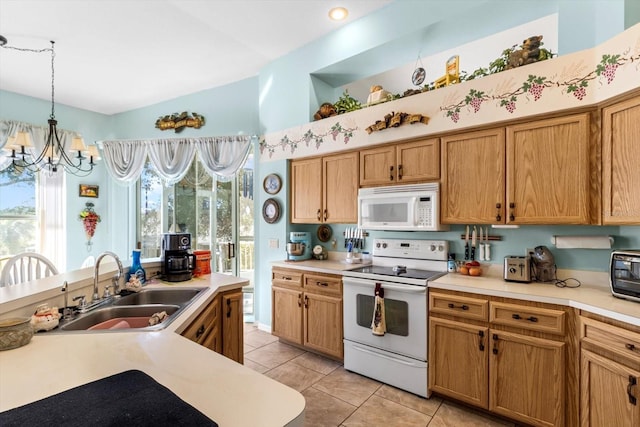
0,36 -> 99,176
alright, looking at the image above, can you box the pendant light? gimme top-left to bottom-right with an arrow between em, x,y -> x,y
0,37 -> 99,176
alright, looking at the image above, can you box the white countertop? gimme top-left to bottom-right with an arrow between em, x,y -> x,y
274,259 -> 640,327
0,273 -> 305,426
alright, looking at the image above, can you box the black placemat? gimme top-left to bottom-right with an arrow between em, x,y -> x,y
0,369 -> 217,426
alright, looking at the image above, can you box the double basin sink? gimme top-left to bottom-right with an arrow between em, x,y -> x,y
57,288 -> 204,332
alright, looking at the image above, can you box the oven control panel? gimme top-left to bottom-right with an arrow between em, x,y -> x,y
372,239 -> 448,261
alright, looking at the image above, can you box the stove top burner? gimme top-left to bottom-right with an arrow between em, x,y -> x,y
349,265 -> 443,281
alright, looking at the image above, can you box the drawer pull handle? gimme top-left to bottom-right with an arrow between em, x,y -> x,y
447,303 -> 469,310
398,164 -> 403,180
495,203 -> 502,222
492,333 -> 499,355
390,165 -> 394,181
626,343 -> 637,351
226,298 -> 231,318
196,325 -> 206,339
298,294 -> 302,307
304,295 -> 309,308
509,202 -> 516,221
511,313 -> 538,323
628,376 -> 637,405
478,330 -> 485,352
316,282 -> 329,287
283,276 -> 292,280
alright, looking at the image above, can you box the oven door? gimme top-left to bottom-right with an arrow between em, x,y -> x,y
343,276 -> 427,360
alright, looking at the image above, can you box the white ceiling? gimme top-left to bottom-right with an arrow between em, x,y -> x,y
0,0 -> 392,115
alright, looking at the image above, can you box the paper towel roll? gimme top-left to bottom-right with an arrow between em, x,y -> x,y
550,235 -> 614,249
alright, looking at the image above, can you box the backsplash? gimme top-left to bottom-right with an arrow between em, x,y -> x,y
293,224 -> 638,272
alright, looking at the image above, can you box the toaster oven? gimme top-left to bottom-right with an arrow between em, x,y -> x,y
610,250 -> 640,302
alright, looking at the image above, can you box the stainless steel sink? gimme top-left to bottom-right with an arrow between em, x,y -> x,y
113,288 -> 203,306
55,287 -> 206,333
59,305 -> 181,331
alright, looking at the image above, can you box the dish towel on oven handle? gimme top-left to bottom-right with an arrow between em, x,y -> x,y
371,283 -> 386,336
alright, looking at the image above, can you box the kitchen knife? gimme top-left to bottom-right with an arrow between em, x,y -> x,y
464,225 -> 470,260
471,226 -> 477,260
485,226 -> 491,261
479,226 -> 485,261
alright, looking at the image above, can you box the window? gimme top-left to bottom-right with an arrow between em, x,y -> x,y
0,168 -> 37,256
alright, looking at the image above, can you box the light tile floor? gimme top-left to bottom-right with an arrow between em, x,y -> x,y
244,324 -> 517,427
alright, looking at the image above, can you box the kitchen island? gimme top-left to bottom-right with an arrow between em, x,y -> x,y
0,271 -> 305,427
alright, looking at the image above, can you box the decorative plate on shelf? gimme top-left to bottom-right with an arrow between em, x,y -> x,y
262,198 -> 281,224
263,173 -> 282,195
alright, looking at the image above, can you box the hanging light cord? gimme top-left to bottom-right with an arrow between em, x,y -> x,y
1,41 -> 56,118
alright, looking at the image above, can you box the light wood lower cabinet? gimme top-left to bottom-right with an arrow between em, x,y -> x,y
272,267 -> 343,360
222,289 -> 244,364
429,290 -> 572,427
580,315 -> 640,426
181,289 -> 244,364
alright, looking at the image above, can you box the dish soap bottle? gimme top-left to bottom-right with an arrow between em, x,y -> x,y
447,253 -> 456,273
129,249 -> 146,284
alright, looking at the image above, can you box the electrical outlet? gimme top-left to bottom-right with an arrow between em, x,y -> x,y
268,238 -> 279,249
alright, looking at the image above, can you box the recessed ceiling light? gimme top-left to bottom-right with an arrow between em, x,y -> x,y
328,7 -> 348,21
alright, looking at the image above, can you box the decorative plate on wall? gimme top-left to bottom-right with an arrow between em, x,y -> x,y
263,173 -> 282,195
317,224 -> 332,242
262,198 -> 281,224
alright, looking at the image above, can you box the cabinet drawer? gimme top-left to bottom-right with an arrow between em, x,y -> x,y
429,292 -> 489,321
304,274 -> 342,296
490,301 -> 565,335
581,316 -> 640,363
182,295 -> 220,344
273,269 -> 303,288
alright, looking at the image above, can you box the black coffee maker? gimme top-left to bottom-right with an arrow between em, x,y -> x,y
161,233 -> 195,282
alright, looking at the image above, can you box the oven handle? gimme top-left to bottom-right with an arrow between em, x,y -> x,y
343,277 -> 426,293
350,343 -> 425,367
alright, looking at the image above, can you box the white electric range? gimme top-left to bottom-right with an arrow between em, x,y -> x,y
341,238 -> 449,397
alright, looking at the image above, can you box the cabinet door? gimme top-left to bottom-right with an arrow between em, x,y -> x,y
303,292 -> 343,359
291,157 -> 322,223
490,330 -> 565,427
323,152 -> 359,223
581,349 -> 640,427
429,317 -> 489,408
272,286 -> 303,345
359,145 -> 396,186
506,114 -> 590,224
222,290 -> 243,364
396,138 -> 440,184
441,128 -> 505,223
602,96 -> 640,224
181,294 -> 220,347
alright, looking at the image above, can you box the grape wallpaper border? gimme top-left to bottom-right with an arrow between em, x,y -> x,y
260,24 -> 640,162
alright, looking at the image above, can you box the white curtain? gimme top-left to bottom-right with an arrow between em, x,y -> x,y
101,136 -> 253,185
0,120 -> 75,171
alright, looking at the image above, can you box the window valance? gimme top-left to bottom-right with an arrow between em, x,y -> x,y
100,135 -> 254,186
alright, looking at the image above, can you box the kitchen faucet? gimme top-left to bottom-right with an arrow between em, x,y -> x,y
93,251 -> 124,302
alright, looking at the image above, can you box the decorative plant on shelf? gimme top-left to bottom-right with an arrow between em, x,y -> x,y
334,90 -> 362,114
79,202 -> 101,251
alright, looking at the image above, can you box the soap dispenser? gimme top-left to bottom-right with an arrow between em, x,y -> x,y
129,249 -> 146,284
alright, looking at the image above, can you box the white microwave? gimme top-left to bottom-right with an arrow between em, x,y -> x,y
358,183 -> 448,231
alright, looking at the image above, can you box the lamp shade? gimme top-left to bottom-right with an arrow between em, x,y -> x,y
86,144 -> 101,160
4,135 -> 18,151
43,145 -> 59,160
15,131 -> 33,147
71,136 -> 87,152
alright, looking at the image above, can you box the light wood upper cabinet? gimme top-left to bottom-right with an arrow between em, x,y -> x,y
441,128 -> 506,223
323,152 -> 359,223
290,157 -> 323,223
506,113 -> 591,224
602,95 -> 640,224
360,138 -> 439,187
442,113 -> 592,224
291,152 -> 358,223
